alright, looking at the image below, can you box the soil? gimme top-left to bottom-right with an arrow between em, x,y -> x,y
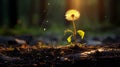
0,36 -> 120,67
0,43 -> 120,67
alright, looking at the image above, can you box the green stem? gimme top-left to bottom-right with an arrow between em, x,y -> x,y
72,20 -> 77,43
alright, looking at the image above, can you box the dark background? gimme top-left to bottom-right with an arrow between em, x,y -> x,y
0,0 -> 120,36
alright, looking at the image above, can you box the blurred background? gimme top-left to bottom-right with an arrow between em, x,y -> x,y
0,0 -> 120,45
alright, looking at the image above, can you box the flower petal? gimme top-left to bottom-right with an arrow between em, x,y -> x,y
65,9 -> 80,21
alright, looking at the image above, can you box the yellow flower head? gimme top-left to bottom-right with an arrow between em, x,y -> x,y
65,9 -> 80,21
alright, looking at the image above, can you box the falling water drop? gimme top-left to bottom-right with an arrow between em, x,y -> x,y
48,3 -> 50,6
46,20 -> 48,23
44,28 -> 46,31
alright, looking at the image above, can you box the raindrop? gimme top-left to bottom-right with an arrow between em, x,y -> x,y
48,3 -> 50,5
46,20 -> 48,23
44,28 -> 46,31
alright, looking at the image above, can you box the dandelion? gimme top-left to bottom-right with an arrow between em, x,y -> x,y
64,9 -> 85,44
65,9 -> 80,43
65,9 -> 80,21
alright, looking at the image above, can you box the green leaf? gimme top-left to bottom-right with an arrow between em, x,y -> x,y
64,29 -> 73,35
67,35 -> 73,43
77,30 -> 85,39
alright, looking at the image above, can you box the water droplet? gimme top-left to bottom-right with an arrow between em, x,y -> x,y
44,28 -> 46,31
46,20 -> 48,23
48,3 -> 50,5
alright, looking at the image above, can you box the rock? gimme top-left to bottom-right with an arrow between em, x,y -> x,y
14,35 -> 34,45
0,36 -> 18,47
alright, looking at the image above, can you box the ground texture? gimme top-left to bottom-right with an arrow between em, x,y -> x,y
0,43 -> 120,67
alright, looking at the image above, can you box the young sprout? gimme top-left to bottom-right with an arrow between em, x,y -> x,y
65,9 -> 85,44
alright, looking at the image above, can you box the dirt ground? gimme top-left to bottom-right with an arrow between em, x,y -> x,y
0,42 -> 120,67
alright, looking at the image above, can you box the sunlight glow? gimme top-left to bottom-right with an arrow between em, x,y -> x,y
81,50 -> 96,57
